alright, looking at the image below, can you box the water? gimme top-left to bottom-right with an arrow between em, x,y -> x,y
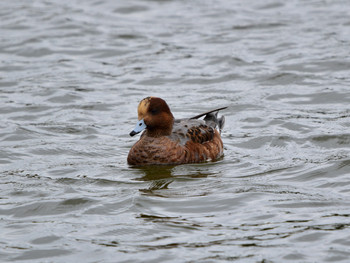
1,0 -> 350,262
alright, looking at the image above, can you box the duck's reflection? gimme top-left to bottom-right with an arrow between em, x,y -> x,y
132,165 -> 175,194
133,165 -> 175,181
132,164 -> 213,193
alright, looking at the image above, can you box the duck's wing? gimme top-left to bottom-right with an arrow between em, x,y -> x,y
170,106 -> 227,145
170,119 -> 215,145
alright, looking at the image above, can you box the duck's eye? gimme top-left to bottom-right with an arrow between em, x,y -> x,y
150,108 -> 159,115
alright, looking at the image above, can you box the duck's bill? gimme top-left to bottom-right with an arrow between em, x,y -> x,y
129,119 -> 147,136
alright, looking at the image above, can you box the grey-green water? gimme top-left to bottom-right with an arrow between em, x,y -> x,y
1,0 -> 350,262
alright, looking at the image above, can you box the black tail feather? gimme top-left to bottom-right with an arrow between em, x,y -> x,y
190,106 -> 228,120
199,108 -> 227,133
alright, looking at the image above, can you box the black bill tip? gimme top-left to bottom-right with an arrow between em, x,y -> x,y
129,130 -> 138,137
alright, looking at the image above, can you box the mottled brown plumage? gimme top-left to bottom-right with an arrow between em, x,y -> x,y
127,97 -> 226,166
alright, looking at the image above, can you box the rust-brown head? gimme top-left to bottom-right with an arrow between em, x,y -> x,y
129,97 -> 174,137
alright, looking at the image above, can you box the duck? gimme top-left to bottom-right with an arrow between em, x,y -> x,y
127,97 -> 226,166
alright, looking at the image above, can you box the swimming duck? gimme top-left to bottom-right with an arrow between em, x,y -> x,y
127,97 -> 226,165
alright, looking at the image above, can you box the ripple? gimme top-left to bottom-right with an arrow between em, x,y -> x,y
232,22 -> 286,30
12,249 -> 72,261
0,198 -> 95,218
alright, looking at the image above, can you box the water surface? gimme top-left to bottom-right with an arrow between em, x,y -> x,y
1,0 -> 350,262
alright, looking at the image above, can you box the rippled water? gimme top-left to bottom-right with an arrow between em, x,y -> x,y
1,0 -> 350,262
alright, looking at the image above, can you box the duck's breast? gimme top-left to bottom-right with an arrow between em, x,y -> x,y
127,136 -> 186,165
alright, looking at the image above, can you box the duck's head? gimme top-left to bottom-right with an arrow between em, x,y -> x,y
130,97 -> 174,137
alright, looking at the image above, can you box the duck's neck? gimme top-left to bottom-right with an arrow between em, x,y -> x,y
146,119 -> 174,137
